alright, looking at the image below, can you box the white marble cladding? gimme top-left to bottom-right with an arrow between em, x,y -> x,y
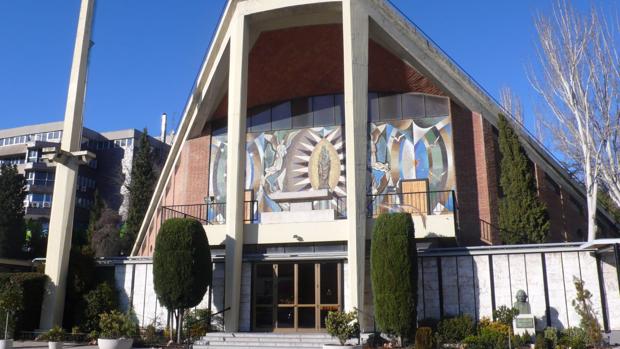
417,249 -> 620,331
110,247 -> 620,332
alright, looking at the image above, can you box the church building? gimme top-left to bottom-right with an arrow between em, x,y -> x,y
126,0 -> 620,333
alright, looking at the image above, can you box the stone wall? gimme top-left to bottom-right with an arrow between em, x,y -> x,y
113,244 -> 620,332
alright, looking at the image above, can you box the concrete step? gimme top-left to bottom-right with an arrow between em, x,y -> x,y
195,332 -> 343,348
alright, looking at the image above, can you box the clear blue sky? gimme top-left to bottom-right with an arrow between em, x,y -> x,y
0,0 -> 616,136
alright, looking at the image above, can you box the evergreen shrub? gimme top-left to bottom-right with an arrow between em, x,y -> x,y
436,314 -> 475,343
370,213 -> 417,341
0,273 -> 48,334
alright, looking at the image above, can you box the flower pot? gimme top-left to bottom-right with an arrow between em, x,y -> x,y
322,345 -> 362,349
0,339 -> 13,349
48,342 -> 63,349
97,338 -> 133,349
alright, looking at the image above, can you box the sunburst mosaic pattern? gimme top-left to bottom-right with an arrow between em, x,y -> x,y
209,126 -> 346,221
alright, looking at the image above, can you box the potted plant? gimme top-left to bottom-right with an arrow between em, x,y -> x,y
0,282 -> 23,349
38,327 -> 66,349
97,310 -> 138,349
324,310 -> 361,349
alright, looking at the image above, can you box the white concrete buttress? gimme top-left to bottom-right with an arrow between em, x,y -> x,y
223,10 -> 249,332
40,0 -> 95,329
342,0 -> 369,319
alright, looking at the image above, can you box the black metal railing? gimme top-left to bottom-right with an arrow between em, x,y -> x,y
161,201 -> 258,225
366,190 -> 456,218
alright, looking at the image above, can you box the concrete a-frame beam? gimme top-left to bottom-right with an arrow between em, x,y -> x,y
223,11 -> 249,332
342,0 -> 369,320
40,0 -> 94,329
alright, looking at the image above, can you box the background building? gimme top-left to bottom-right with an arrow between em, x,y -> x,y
0,120 -> 170,233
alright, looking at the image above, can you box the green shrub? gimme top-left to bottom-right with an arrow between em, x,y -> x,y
462,324 -> 509,349
543,326 -> 558,347
558,327 -> 587,349
513,331 -> 532,347
370,213 -> 417,341
0,273 -> 48,335
0,281 -> 22,339
82,282 -> 118,333
534,332 -> 546,349
572,278 -> 602,347
325,310 -> 359,346
98,310 -> 138,339
184,308 -> 212,339
38,326 -> 66,342
437,315 -> 475,343
493,305 -> 519,326
414,327 -> 434,349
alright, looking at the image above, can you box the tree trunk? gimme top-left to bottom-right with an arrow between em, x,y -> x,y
587,181 -> 598,241
168,310 -> 173,342
4,311 -> 8,340
177,309 -> 184,344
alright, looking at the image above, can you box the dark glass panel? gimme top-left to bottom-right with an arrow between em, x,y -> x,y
368,93 -> 379,122
424,95 -> 450,116
255,264 -> 273,305
402,93 -> 425,118
255,307 -> 273,328
271,101 -> 292,130
277,264 -> 294,304
249,105 -> 271,132
334,94 -> 345,125
320,263 -> 338,304
292,97 -> 313,128
313,95 -> 335,126
379,93 -> 402,120
298,307 -> 316,328
298,263 -> 315,304
277,307 -> 294,328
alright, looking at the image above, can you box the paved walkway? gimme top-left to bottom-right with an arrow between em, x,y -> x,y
13,342 -> 97,349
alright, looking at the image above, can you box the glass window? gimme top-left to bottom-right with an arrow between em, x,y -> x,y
127,138 -> 133,146
292,97 -> 313,128
334,94 -> 344,125
402,93 -> 425,118
368,93 -> 380,122
379,93 -> 402,120
424,95 -> 449,117
249,106 -> 271,133
271,101 -> 292,130
313,95 -> 335,126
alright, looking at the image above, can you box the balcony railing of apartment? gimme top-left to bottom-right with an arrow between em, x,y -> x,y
366,190 -> 456,218
161,201 -> 258,225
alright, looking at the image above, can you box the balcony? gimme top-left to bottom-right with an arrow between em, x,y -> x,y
160,201 -> 257,225
366,190 -> 458,239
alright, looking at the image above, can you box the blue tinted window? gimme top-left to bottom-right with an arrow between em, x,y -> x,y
271,102 -> 292,130
313,95 -> 334,126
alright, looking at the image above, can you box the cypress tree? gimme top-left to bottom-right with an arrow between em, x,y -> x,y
497,114 -> 550,244
123,129 -> 156,254
370,213 -> 417,343
0,164 -> 26,259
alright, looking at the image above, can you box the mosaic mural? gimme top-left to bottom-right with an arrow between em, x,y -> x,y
368,116 -> 455,214
208,127 -> 346,221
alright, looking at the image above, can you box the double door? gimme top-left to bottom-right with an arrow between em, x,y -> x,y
253,261 -> 342,332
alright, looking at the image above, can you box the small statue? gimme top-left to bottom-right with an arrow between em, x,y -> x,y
317,146 -> 331,189
513,289 -> 531,315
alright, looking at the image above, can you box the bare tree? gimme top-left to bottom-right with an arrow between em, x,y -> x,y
530,1 -> 620,241
500,86 -> 524,124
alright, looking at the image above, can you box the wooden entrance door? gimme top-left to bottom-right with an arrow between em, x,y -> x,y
252,261 -> 342,332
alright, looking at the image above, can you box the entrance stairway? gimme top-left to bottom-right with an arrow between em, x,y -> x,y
194,332 -> 343,348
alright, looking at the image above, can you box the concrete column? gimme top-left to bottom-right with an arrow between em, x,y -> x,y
223,11 -> 249,332
342,0 -> 369,320
40,0 -> 94,329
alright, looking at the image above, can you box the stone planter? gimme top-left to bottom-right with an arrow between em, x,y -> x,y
97,338 -> 133,349
0,339 -> 13,349
322,345 -> 362,349
48,342 -> 63,349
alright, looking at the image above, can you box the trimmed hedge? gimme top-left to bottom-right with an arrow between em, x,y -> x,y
370,213 -> 417,341
0,273 -> 49,334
